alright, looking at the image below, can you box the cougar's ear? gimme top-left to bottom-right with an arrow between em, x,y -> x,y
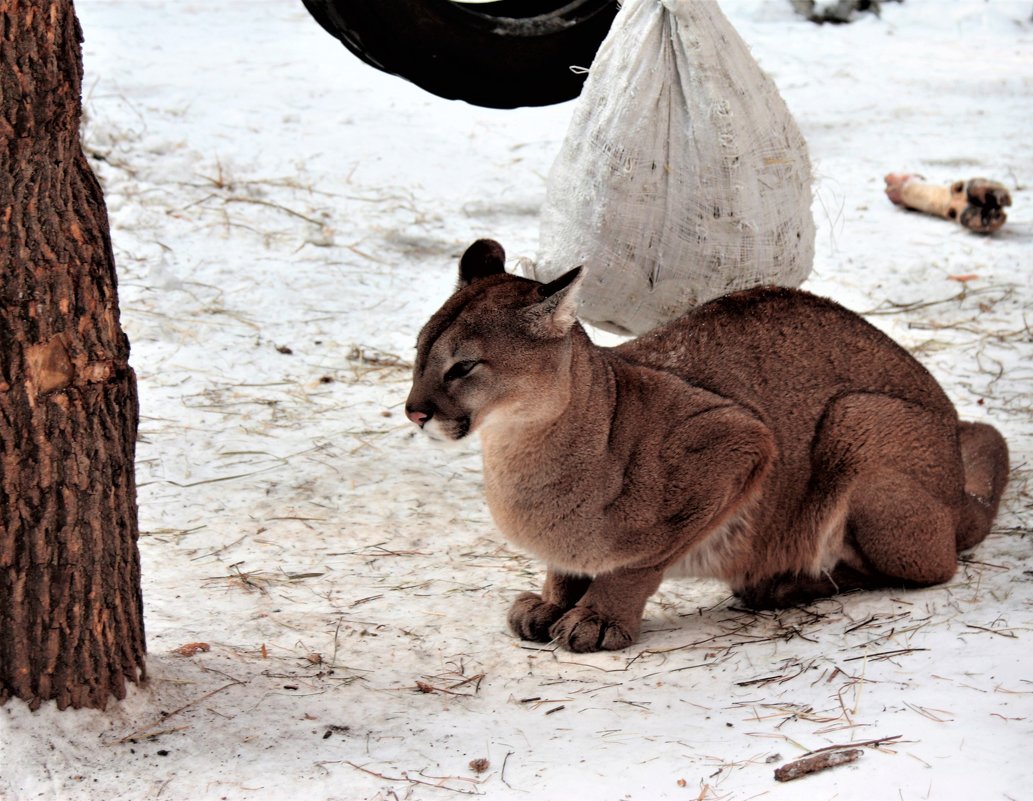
523,266 -> 584,338
458,239 -> 506,288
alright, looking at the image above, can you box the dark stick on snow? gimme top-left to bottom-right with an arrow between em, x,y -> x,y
774,748 -> 862,782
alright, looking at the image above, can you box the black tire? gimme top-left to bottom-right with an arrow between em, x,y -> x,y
301,0 -> 619,109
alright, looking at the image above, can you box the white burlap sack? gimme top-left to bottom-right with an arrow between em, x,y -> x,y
530,0 -> 815,335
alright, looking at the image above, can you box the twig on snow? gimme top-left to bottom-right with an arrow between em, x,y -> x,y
774,748 -> 862,782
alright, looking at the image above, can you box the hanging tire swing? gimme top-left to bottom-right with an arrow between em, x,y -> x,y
300,0 -> 620,109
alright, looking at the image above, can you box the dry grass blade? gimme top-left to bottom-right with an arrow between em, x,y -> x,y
843,648 -> 927,662
110,681 -> 245,744
347,345 -> 412,370
802,734 -> 904,757
344,761 -> 483,795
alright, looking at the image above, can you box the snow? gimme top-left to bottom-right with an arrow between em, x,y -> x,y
2,1 -> 1032,799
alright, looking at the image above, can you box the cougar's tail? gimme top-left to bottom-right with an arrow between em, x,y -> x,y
956,421 -> 1009,551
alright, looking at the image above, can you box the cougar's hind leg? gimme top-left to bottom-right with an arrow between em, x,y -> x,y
741,394 -> 973,606
508,569 -> 591,643
956,421 -> 1009,551
741,471 -> 961,608
807,392 -> 964,592
846,472 -> 959,587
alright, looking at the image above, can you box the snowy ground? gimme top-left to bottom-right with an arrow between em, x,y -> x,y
3,1 -> 1032,799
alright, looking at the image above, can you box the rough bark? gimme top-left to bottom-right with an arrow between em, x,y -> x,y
0,0 -> 146,710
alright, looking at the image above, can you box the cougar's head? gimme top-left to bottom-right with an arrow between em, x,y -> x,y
405,239 -> 583,442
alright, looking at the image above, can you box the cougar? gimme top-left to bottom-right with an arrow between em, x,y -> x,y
405,239 -> 1009,653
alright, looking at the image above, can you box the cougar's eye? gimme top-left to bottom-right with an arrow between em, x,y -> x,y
444,360 -> 479,382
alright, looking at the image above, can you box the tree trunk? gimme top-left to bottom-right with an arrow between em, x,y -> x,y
0,0 -> 146,710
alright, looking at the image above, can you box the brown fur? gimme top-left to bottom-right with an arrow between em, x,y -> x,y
405,240 -> 1010,652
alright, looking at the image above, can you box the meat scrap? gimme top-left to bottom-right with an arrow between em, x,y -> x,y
885,173 -> 1011,233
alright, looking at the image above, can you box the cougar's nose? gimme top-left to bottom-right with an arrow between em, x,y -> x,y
405,404 -> 431,427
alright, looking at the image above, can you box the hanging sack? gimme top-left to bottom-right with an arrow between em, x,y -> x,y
531,0 -> 815,335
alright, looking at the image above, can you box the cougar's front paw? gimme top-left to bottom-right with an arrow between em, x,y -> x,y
549,606 -> 635,653
508,592 -> 565,642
